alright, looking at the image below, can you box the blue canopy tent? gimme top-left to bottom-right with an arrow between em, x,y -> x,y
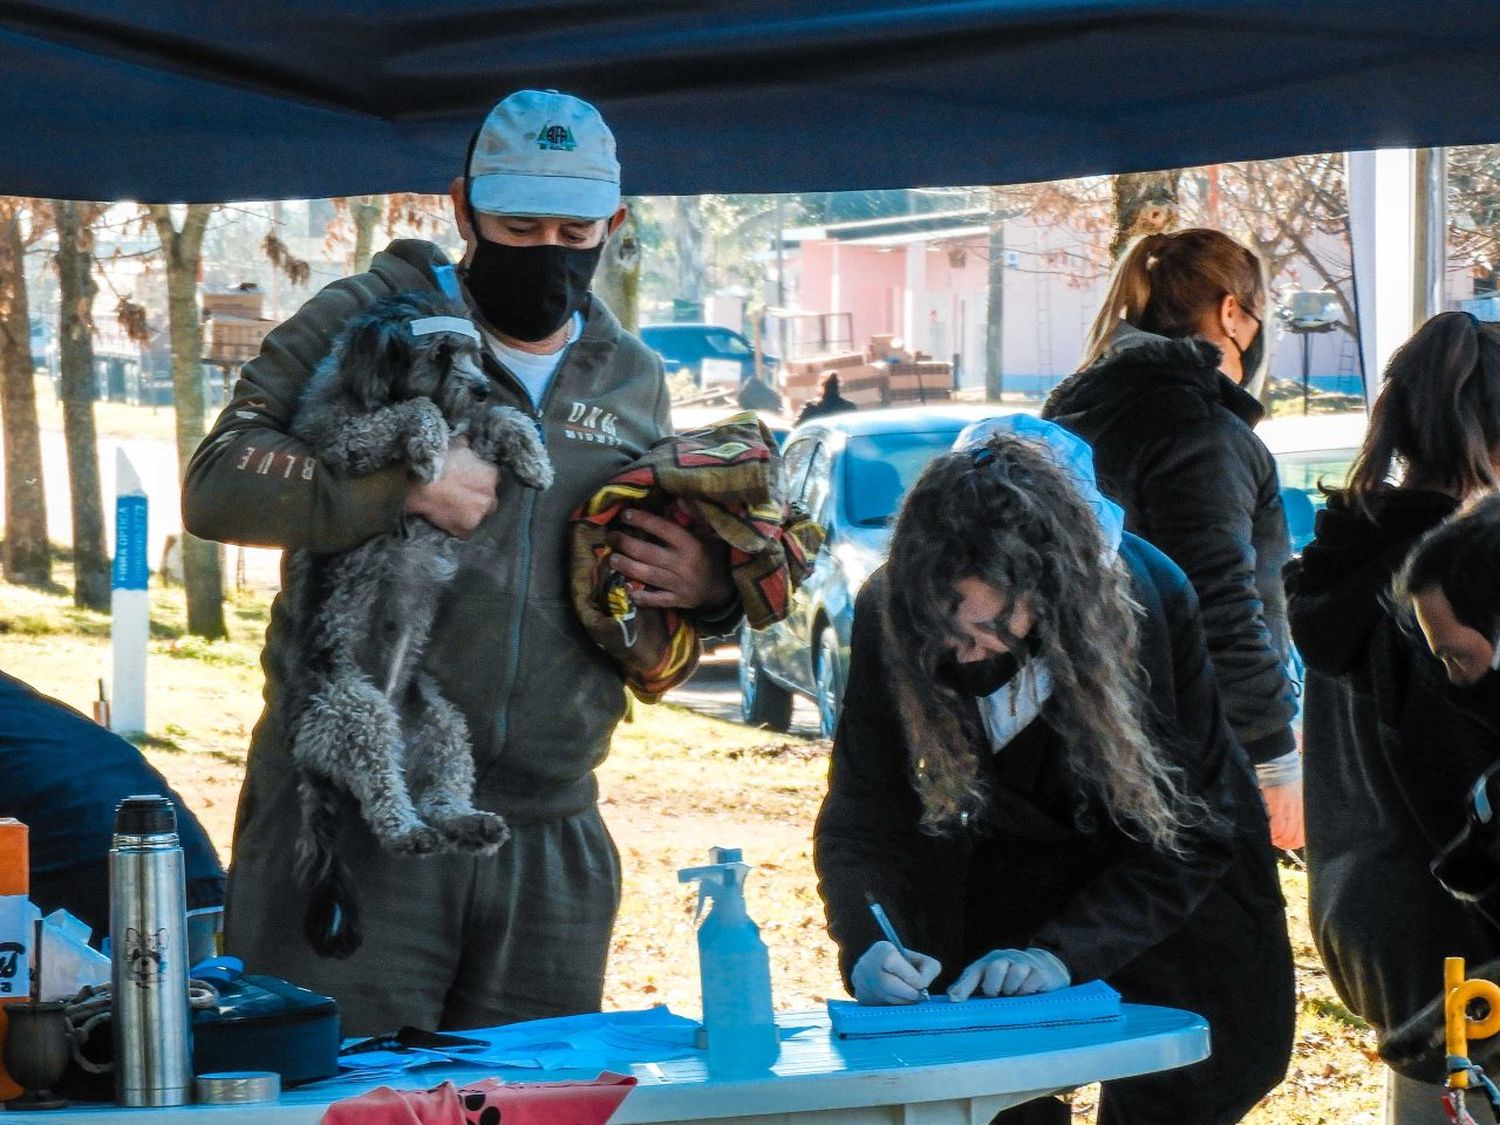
2,1 -> 1500,202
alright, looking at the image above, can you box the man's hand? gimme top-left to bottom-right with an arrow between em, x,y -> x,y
852,940 -> 941,1006
403,437 -> 498,538
607,509 -> 735,610
946,948 -> 1070,1002
1261,776 -> 1305,851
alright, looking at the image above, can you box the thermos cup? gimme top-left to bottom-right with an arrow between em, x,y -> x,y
109,795 -> 191,1107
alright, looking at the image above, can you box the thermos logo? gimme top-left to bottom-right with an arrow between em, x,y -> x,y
124,927 -> 169,986
0,941 -> 21,994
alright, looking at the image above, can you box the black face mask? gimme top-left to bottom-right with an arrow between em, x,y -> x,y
462,236 -> 604,343
937,648 -> 1025,698
1231,313 -> 1265,384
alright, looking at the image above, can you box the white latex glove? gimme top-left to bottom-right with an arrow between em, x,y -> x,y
851,940 -> 942,1006
947,947 -> 1070,1002
1260,776 -> 1305,850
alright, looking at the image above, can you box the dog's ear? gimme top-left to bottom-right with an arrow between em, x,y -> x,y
337,314 -> 410,412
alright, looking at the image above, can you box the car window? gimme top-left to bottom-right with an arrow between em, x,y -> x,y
781,436 -> 817,499
1277,447 -> 1357,552
842,429 -> 962,527
705,330 -> 752,358
801,443 -> 832,524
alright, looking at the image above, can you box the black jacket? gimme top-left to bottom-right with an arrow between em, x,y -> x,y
1042,331 -> 1295,764
815,534 -> 1293,1122
1287,489 -> 1500,1075
796,391 -> 857,425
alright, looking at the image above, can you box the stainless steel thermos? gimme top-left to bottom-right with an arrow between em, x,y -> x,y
109,795 -> 191,1106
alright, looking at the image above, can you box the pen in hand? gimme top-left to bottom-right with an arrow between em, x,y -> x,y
865,893 -> 931,1002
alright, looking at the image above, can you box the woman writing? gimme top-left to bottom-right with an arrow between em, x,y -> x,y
1286,311 -> 1500,1123
814,417 -> 1293,1124
1042,229 -> 1301,849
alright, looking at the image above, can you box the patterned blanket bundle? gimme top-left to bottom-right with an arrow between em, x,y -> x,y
570,412 -> 824,700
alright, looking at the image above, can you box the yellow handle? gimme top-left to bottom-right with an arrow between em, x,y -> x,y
1446,957 -> 1500,1089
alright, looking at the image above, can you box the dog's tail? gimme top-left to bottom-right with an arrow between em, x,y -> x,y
294,772 -> 363,959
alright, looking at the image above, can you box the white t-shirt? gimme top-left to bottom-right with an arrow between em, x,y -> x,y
483,312 -> 584,408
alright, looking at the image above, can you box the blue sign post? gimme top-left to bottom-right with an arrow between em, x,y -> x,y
111,450 -> 149,734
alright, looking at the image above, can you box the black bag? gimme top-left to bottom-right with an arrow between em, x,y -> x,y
192,974 -> 340,1086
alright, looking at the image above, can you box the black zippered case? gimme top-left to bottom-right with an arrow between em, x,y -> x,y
192,974 -> 340,1086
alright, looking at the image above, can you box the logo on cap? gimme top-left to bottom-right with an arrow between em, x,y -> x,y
535,124 -> 577,152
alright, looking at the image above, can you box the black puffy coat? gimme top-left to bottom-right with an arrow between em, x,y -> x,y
1286,489 -> 1500,1077
815,534 -> 1293,1123
1043,330 -> 1295,764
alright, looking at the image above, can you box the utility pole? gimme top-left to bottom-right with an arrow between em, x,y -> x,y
985,187 -> 1005,401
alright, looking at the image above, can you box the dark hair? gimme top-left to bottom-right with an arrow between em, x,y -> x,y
881,435 -> 1202,849
821,370 -> 841,395
1081,228 -> 1264,369
1342,311 -> 1500,512
1392,493 -> 1500,638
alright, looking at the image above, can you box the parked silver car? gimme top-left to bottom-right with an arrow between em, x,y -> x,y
739,404 -> 1015,736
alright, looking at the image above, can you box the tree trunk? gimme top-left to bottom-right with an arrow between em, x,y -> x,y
671,195 -> 706,308
594,209 -> 641,332
54,201 -> 110,610
148,204 -> 226,640
0,201 -> 50,586
1110,170 -> 1183,261
351,195 -> 384,273
985,187 -> 1006,401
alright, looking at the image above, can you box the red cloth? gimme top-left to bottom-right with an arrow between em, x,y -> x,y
321,1073 -> 637,1125
457,1073 -> 637,1124
321,1082 -> 465,1125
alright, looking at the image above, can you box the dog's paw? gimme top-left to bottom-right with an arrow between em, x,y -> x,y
438,811 -> 511,854
473,405 -> 554,491
510,447 -> 555,491
406,400 -> 450,482
384,823 -> 444,855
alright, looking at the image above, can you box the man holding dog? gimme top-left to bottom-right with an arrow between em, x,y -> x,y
183,90 -> 732,1034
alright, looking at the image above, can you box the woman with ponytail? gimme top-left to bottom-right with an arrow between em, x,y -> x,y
1285,311 -> 1500,1123
1043,229 -> 1302,850
815,419 -> 1293,1125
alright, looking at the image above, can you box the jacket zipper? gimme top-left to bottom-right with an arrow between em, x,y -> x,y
486,329 -> 578,767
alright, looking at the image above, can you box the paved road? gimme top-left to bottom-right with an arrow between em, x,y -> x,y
664,649 -> 821,738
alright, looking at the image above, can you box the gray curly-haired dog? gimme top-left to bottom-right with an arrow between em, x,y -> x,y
283,290 -> 553,957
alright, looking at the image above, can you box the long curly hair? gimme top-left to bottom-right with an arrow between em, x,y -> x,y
882,435 -> 1203,851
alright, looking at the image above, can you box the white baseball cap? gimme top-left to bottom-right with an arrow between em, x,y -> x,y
467,89 -> 621,220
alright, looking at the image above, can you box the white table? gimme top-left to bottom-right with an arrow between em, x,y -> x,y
13,1004 -> 1208,1124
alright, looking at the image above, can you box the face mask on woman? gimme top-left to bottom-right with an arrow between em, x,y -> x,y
1229,311 -> 1265,383
938,649 -> 1022,698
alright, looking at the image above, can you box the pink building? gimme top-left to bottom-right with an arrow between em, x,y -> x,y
785,209 -> 1369,400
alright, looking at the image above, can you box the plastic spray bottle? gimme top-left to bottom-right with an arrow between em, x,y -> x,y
677,846 -> 778,1074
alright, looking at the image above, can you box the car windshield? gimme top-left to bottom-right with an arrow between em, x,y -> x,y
842,429 -> 962,527
706,331 -> 752,357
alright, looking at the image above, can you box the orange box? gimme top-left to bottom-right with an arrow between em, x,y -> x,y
0,819 -> 29,1100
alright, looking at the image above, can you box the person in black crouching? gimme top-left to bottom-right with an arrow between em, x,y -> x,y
813,417 -> 1293,1124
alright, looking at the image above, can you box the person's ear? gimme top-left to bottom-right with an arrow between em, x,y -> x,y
1219,293 -> 1240,338
605,204 -> 628,238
